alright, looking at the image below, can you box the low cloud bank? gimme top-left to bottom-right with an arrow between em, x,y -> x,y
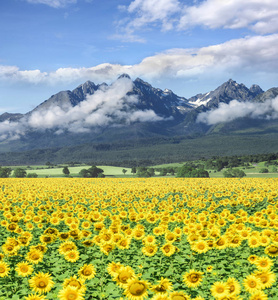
197,97 -> 278,125
0,77 -> 163,141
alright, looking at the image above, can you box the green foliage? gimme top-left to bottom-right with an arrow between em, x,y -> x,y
26,173 -> 38,178
158,167 -> 176,176
13,168 -> 26,178
270,166 -> 277,173
122,169 -> 127,175
136,167 -> 155,177
0,167 -> 11,178
2,134 -> 278,166
176,165 -> 209,178
79,166 -> 105,178
223,168 -> 246,178
62,166 -> 70,175
259,168 -> 269,173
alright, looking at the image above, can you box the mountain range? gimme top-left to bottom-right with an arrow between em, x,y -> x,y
1,75 -> 278,164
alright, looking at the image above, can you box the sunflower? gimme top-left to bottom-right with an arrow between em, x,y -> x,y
254,256 -> 273,271
133,229 -> 145,240
169,291 -> 191,300
0,261 -> 10,277
15,261 -> 34,277
64,250 -> 80,263
124,278 -> 149,300
26,250 -> 44,264
248,236 -> 260,248
78,264 -> 96,280
59,232 -> 70,241
161,243 -> 176,256
82,240 -> 94,247
229,236 -> 242,248
183,269 -> 203,288
117,237 -> 131,250
214,236 -> 228,250
265,244 -> 278,257
255,270 -> 276,289
248,290 -> 268,300
151,277 -> 173,294
107,261 -> 123,277
210,281 -> 229,299
24,293 -> 47,300
165,231 -> 177,243
206,265 -> 213,272
248,255 -> 258,264
40,234 -> 56,244
226,277 -> 241,296
142,245 -> 158,257
29,272 -> 54,294
114,266 -> 136,287
33,244 -> 48,254
260,236 -> 270,247
58,286 -> 85,300
192,240 -> 209,253
143,235 -> 156,245
58,241 -> 77,255
243,275 -> 262,294
100,242 -> 115,255
63,275 -> 86,292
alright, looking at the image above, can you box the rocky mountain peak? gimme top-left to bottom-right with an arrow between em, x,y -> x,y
117,73 -> 131,80
250,84 -> 264,96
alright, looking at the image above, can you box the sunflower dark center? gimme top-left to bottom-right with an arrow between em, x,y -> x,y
129,282 -> 145,295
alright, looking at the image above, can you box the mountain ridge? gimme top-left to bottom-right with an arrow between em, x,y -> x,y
0,76 -> 277,161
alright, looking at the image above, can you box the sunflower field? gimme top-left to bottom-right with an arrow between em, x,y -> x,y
0,178 -> 278,300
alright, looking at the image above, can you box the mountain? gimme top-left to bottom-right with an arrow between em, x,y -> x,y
1,76 -> 278,164
188,79 -> 263,109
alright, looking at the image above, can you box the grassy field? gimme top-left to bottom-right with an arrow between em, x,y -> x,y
21,165 -> 133,178
5,160 -> 278,178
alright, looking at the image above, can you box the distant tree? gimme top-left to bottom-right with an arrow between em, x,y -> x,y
147,168 -> 155,177
137,167 -> 154,177
14,168 -> 27,178
223,168 -> 246,178
63,166 -> 70,176
79,166 -> 104,178
45,161 -> 52,168
26,173 -> 38,178
159,168 -> 168,176
131,167 -> 136,175
259,168 -> 269,173
177,165 -> 209,178
0,167 -> 12,178
122,169 -> 127,175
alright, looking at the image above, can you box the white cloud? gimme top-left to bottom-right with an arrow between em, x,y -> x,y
197,97 -> 278,125
118,0 -> 278,36
178,0 -> 278,34
126,0 -> 181,31
0,77 -> 164,141
25,0 -> 77,8
1,34 -> 278,86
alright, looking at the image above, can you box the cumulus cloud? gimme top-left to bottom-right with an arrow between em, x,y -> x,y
25,0 -> 77,8
178,0 -> 278,34
1,34 -> 278,85
197,97 -> 278,125
125,0 -> 181,31
0,77 -> 163,141
119,0 -> 278,35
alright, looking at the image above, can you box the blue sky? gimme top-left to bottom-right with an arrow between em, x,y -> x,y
1,0 -> 278,113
